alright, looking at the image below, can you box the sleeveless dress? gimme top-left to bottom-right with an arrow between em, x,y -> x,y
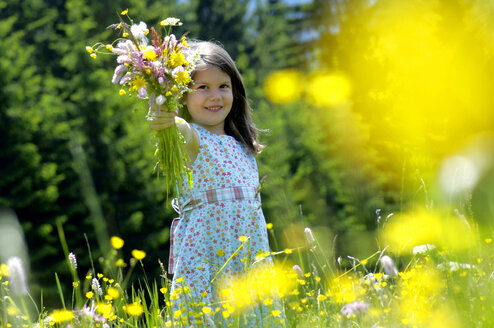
169,123 -> 283,327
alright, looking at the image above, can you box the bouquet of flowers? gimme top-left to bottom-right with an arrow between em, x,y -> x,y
86,10 -> 196,197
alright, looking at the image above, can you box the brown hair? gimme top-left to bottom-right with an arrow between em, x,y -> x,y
181,41 -> 264,154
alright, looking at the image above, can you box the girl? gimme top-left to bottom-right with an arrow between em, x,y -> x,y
148,41 -> 282,326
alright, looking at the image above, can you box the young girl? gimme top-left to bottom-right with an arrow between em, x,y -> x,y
148,41 -> 282,326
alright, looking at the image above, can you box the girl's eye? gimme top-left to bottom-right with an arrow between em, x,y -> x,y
196,85 -> 208,90
220,84 -> 231,89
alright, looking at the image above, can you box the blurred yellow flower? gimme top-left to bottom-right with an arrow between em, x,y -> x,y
202,307 -> 211,314
143,48 -> 158,61
272,310 -> 281,317
305,72 -> 352,107
107,287 -> 120,299
216,249 -> 225,256
168,51 -> 186,68
85,291 -> 94,299
266,223 -> 273,230
96,302 -> 114,319
85,46 -> 93,54
175,71 -> 191,84
160,287 -> 168,294
382,209 -> 475,254
0,264 -> 8,276
132,249 -> 146,260
115,258 -> 127,267
111,236 -> 124,249
124,302 -> 144,316
120,9 -> 128,15
50,309 -> 74,323
263,69 -> 303,104
119,89 -> 126,95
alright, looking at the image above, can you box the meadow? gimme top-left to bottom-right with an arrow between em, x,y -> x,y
2,201 -> 493,327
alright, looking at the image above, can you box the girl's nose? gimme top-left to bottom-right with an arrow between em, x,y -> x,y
208,89 -> 221,101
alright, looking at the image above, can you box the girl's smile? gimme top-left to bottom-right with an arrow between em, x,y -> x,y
185,66 -> 233,135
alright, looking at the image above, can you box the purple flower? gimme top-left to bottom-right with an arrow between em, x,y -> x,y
112,65 -> 128,84
341,301 -> 370,316
137,86 -> 147,99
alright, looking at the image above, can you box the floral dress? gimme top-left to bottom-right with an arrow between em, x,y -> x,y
169,123 -> 283,327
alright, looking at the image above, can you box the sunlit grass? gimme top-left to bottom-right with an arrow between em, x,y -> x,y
2,210 -> 494,327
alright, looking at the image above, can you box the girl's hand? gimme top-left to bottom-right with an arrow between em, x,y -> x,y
147,104 -> 178,131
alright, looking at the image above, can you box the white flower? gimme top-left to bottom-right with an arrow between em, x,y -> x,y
437,261 -> 474,272
304,227 -> 315,244
292,265 -> 304,279
412,244 -> 436,255
130,22 -> 148,45
7,257 -> 28,295
160,17 -> 183,26
155,95 -> 166,106
68,252 -> 77,270
380,255 -> 398,277
92,278 -> 103,295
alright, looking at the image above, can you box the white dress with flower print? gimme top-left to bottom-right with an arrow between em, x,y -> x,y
169,124 -> 282,326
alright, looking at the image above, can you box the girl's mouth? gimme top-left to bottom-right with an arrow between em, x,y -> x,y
206,106 -> 222,112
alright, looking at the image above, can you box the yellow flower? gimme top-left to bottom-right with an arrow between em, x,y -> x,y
72,281 -> 79,287
171,85 -> 178,92
361,259 -> 368,265
132,76 -> 147,91
95,302 -> 114,319
123,32 -> 129,37
284,248 -> 292,254
97,273 -> 104,279
239,236 -> 248,242
485,238 -> 492,244
85,291 -> 94,299
201,291 -> 208,297
317,294 -> 327,302
111,236 -> 124,249
143,48 -> 158,61
167,51 -> 186,68
160,287 -> 168,294
124,302 -> 144,316
263,298 -> 273,306
216,249 -> 225,256
119,89 -> 126,95
266,223 -> 273,230
50,309 -> 74,323
175,70 -> 191,84
174,309 -> 182,319
115,258 -> 127,267
106,44 -> 113,51
165,91 -> 172,97
85,46 -> 93,54
272,310 -> 281,317
107,287 -> 120,299
86,274 -> 92,280
202,307 -> 211,314
7,305 -> 20,316
0,264 -> 9,276
165,321 -> 172,327
120,9 -> 128,15
90,53 -> 97,59
132,249 -> 146,260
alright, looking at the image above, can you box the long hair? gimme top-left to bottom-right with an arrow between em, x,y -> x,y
181,41 -> 264,154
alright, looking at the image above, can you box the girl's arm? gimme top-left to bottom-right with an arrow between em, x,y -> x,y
147,106 -> 200,163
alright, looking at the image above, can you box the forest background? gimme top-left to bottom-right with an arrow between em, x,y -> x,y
1,0 -> 494,307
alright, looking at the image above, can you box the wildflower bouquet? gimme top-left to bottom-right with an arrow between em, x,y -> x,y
86,10 -> 196,197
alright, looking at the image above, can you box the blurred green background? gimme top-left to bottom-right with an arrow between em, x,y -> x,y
1,0 -> 494,306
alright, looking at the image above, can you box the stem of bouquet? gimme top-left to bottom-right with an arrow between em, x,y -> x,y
154,98 -> 192,205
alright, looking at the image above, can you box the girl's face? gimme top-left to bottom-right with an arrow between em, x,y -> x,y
185,65 -> 233,135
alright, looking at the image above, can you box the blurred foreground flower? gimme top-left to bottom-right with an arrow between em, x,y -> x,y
7,257 -> 28,295
220,264 -> 295,311
381,208 -> 475,254
263,69 -> 303,104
